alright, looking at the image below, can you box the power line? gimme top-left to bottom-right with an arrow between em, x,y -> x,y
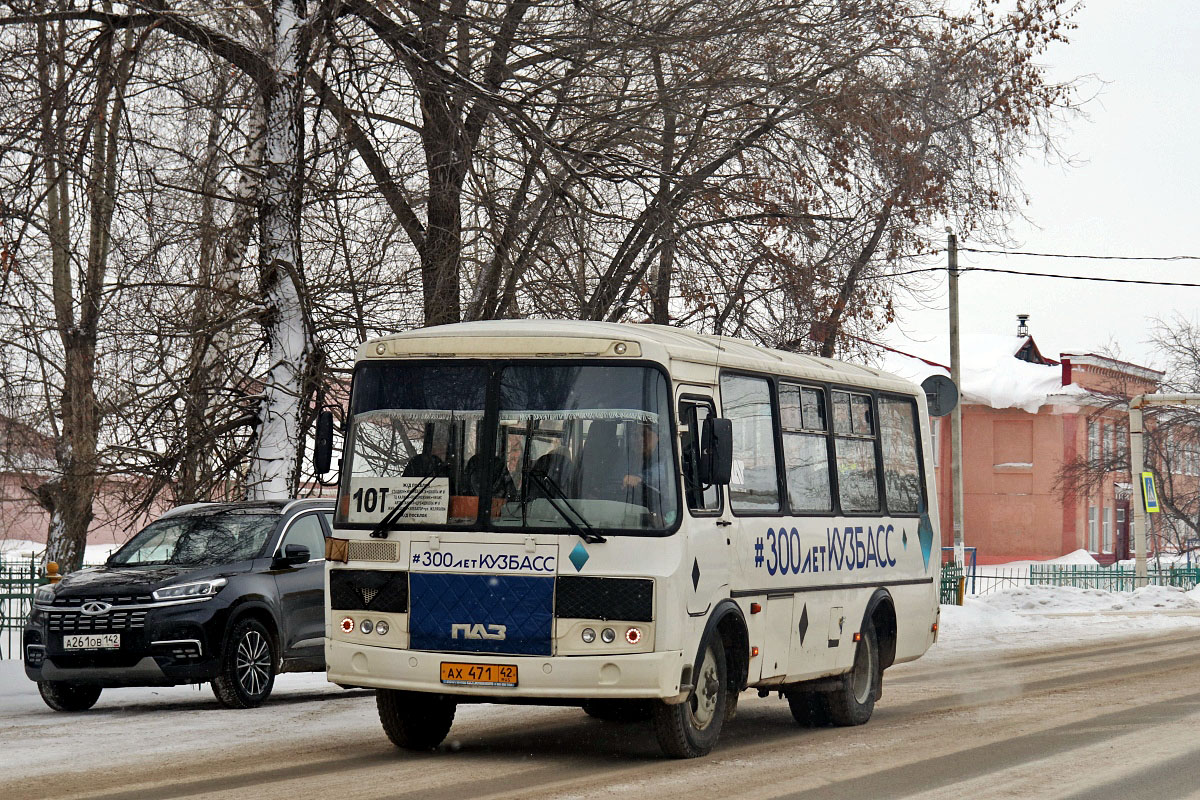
959,247 -> 1200,261
884,265 -> 1200,288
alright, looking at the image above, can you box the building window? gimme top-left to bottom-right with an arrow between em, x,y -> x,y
1088,505 -> 1098,552
1088,419 -> 1099,464
1102,506 -> 1113,553
1117,421 -> 1128,462
1104,422 -> 1115,467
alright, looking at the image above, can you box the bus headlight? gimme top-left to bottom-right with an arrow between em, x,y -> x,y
360,619 -> 373,634
581,628 -> 596,643
600,628 -> 616,644
376,620 -> 389,635
625,627 -> 642,645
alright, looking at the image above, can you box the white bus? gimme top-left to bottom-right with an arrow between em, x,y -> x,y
320,320 -> 943,758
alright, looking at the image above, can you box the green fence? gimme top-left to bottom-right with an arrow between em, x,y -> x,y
940,563 -> 963,605
0,557 -> 45,660
1029,565 -> 1200,591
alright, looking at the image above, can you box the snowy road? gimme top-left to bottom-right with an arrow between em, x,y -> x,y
4,611 -> 1200,799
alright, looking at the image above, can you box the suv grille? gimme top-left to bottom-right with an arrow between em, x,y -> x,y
48,610 -> 148,633
51,593 -> 154,608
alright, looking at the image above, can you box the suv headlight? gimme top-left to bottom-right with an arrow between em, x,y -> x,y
152,578 -> 227,601
34,585 -> 56,605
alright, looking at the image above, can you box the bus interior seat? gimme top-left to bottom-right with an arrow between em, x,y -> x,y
577,419 -> 625,501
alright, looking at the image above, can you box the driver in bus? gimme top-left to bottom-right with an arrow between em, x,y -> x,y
622,421 -> 666,517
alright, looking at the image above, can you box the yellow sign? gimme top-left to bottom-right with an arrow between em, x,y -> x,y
1141,471 -> 1161,513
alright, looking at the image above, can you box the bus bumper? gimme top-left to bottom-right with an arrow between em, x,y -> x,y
326,639 -> 687,700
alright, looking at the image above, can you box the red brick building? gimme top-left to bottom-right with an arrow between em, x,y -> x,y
888,326 -> 1163,565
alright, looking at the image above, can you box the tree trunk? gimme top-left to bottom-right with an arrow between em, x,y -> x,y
245,0 -> 313,499
35,10 -> 131,571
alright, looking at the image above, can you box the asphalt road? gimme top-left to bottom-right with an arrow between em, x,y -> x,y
8,629 -> 1200,800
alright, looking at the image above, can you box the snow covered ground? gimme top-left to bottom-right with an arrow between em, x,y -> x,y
3,583 -> 1200,786
928,582 -> 1200,665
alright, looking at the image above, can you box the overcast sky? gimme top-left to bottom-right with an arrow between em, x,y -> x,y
882,1 -> 1200,371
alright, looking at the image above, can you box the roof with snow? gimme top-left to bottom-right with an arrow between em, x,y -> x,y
882,333 -> 1088,414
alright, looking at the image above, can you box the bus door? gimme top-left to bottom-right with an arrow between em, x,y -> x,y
677,390 -> 732,616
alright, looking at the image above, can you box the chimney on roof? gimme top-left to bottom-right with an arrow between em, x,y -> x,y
1017,314 -> 1030,338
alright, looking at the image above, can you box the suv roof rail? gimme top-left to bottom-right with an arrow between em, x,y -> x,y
159,502 -> 219,519
282,497 -> 335,513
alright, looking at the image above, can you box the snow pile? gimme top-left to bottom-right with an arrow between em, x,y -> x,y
939,597 -> 1029,634
979,583 -> 1200,614
880,333 -> 1086,413
1046,549 -> 1101,566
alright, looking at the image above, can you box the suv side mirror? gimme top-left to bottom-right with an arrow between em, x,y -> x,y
278,544 -> 311,567
314,410 -> 334,474
699,417 -> 733,486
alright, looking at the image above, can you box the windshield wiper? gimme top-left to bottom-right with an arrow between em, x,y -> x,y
524,469 -> 606,544
369,475 -> 437,539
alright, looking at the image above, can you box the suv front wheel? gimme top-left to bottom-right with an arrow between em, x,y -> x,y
211,618 -> 277,708
38,680 -> 102,712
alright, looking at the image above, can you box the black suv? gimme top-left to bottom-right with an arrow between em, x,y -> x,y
23,498 -> 333,712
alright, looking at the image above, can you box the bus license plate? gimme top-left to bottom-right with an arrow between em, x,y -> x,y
64,634 -> 120,650
440,662 -> 518,687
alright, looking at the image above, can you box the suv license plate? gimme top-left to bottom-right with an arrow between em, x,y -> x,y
64,634 -> 120,650
440,662 -> 517,687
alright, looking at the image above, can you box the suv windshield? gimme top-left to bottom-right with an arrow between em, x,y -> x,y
340,362 -> 679,533
108,513 -> 277,567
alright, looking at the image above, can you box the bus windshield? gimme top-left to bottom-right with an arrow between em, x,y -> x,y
340,362 -> 678,533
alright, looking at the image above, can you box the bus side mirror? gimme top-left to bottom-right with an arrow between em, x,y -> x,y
314,410 -> 335,475
700,417 -> 733,486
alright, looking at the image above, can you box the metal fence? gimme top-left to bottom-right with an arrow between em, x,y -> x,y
939,563 -> 963,605
0,557 -> 44,660
1029,565 -> 1200,591
965,568 -> 1032,596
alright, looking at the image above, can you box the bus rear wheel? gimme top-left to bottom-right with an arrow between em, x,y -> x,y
377,689 -> 456,751
825,621 -> 878,727
652,636 -> 728,758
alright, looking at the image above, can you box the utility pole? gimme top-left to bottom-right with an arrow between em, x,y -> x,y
948,231 -> 965,567
1129,393 -> 1200,587
1129,399 -> 1147,586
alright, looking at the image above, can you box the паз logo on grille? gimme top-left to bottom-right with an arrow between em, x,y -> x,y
450,623 -> 506,640
80,601 -> 112,616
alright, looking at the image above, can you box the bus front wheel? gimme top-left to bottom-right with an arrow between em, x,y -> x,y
652,636 -> 728,758
377,689 -> 456,750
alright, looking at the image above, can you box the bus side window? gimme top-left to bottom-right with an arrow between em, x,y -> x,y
720,375 -> 781,513
779,384 -> 832,512
833,390 -> 880,512
679,400 -> 721,513
879,396 -> 925,513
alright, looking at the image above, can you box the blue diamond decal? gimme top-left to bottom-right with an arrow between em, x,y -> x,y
569,541 -> 589,571
918,513 -> 934,571
902,529 -> 908,549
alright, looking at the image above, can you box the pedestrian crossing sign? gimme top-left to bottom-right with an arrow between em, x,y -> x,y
1141,471 -> 1160,513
